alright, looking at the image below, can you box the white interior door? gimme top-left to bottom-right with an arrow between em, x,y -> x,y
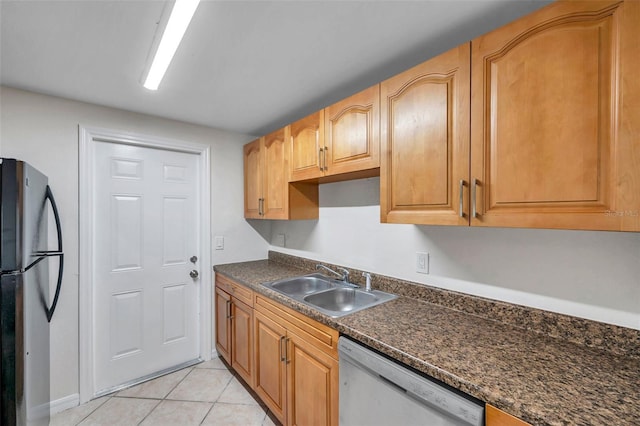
92,141 -> 201,394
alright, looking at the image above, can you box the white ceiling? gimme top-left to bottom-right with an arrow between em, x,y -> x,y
1,0 -> 550,136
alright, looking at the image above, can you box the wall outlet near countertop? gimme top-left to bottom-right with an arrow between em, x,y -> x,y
416,252 -> 429,274
274,233 -> 286,247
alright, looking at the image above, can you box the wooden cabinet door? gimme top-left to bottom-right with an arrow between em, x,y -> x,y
486,404 -> 531,426
231,298 -> 253,386
262,128 -> 289,220
471,0 -> 640,231
254,310 -> 287,425
243,138 -> 263,219
290,110 -> 325,181
324,84 -> 380,176
214,288 -> 231,364
286,331 -> 338,426
381,43 -> 471,225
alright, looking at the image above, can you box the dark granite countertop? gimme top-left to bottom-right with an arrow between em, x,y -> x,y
214,257 -> 640,426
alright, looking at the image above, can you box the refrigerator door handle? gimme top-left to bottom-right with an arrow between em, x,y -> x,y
45,185 -> 64,322
22,186 -> 64,322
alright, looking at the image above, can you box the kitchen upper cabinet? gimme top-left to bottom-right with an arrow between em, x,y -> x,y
323,84 -> 380,177
244,130 -> 289,219
243,138 -> 263,219
470,0 -> 640,231
289,86 -> 381,182
290,110 -> 325,181
381,43 -> 470,225
381,1 -> 639,231
244,129 -> 318,220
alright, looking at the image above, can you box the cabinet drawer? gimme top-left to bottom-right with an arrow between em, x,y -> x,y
255,294 -> 338,358
215,273 -> 253,307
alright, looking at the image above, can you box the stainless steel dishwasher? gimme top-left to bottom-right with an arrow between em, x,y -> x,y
339,337 -> 484,426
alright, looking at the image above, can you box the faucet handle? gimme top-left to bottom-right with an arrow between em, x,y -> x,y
337,267 -> 350,282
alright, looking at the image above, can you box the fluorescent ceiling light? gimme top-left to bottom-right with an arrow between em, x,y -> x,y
144,0 -> 200,91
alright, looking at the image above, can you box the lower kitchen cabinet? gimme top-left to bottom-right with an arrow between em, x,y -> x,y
254,309 -> 288,423
254,294 -> 339,426
286,331 -> 338,426
214,274 -> 254,385
486,404 -> 531,426
214,287 -> 232,362
230,298 -> 253,384
215,274 -> 339,426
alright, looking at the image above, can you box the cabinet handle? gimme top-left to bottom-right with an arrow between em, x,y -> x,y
279,336 -> 286,362
459,179 -> 466,218
226,300 -> 232,319
285,337 -> 291,364
258,198 -> 264,216
323,147 -> 328,171
472,179 -> 479,219
316,129 -> 322,171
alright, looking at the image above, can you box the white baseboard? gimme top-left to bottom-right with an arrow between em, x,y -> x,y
49,393 -> 80,415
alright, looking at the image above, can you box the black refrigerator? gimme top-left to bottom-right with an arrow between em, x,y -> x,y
0,159 -> 64,426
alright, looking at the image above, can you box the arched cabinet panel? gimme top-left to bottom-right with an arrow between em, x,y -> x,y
381,43 -> 470,226
471,0 -> 639,231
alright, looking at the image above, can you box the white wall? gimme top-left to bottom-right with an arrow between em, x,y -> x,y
0,86 -> 270,403
270,177 -> 640,330
2,86 -> 638,407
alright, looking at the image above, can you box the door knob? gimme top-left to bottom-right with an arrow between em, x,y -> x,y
190,270 -> 199,279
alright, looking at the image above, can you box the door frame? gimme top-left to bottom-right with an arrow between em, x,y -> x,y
78,125 -> 211,403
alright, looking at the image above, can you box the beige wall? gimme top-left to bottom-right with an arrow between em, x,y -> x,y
0,86 -> 270,405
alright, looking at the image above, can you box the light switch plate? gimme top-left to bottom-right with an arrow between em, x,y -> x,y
214,236 -> 224,250
416,252 -> 429,274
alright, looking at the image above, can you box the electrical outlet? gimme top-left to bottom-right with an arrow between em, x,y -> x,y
416,252 -> 429,274
274,233 -> 286,247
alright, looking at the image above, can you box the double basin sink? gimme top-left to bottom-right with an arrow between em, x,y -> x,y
263,273 -> 397,318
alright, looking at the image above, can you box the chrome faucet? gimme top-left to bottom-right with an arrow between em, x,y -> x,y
362,272 -> 372,292
316,264 -> 350,283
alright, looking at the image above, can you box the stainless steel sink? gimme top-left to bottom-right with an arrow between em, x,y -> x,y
265,273 -> 339,296
304,287 -> 396,317
263,273 -> 397,318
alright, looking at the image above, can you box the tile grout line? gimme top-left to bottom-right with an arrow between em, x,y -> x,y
135,365 -> 197,426
135,399 -> 163,426
200,366 -> 236,424
163,366 -> 196,400
73,395 -> 113,426
65,360 -> 271,426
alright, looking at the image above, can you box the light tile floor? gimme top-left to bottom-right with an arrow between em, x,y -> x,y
50,357 -> 280,426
